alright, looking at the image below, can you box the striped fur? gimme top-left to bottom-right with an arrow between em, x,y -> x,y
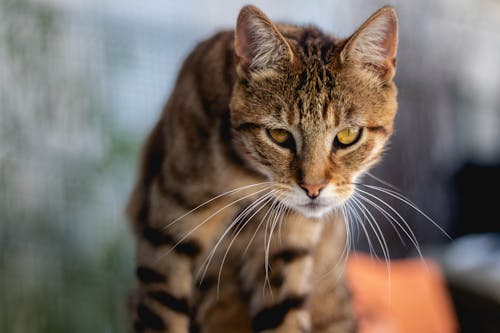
126,5 -> 398,333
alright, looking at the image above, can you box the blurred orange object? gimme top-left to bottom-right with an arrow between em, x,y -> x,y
347,253 -> 459,333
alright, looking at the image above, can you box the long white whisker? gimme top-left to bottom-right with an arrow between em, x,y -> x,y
359,184 -> 451,239
354,189 -> 424,261
348,201 -> 361,244
343,206 -> 354,257
198,190 -> 276,284
351,197 -> 391,265
243,195 -> 280,256
264,196 -> 286,296
351,196 -> 391,262
214,191 -> 278,297
354,191 -> 407,246
164,181 -> 274,229
365,172 -> 400,191
317,209 -> 351,283
337,207 -> 353,270
350,196 -> 392,293
346,202 -> 361,250
158,186 -> 273,261
277,200 -> 289,245
263,195 -> 282,264
345,200 -> 376,257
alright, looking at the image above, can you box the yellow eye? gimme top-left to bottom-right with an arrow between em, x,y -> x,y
267,128 -> 291,145
336,127 -> 361,146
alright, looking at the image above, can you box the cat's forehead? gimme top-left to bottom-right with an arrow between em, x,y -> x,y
250,27 -> 376,132
281,26 -> 344,131
261,67 -> 346,133
280,25 -> 338,70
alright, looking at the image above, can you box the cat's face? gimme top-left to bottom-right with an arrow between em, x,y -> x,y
230,6 -> 398,219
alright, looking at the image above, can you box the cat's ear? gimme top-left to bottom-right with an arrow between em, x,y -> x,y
235,5 -> 294,74
340,6 -> 398,80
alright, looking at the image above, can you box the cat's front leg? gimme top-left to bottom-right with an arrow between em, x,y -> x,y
131,236 -> 194,333
240,210 -> 324,333
131,181 -> 240,333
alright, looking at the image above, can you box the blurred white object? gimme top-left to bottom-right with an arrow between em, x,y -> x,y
435,234 -> 500,302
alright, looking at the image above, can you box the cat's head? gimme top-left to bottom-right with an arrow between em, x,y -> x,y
230,5 -> 398,219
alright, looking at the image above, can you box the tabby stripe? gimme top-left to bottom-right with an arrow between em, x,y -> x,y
156,173 -> 199,211
195,39 -> 216,118
322,100 -> 330,120
220,111 -> 250,168
235,122 -> 261,132
175,240 -> 202,258
252,296 -> 306,332
254,148 -> 273,166
136,266 -> 166,284
137,303 -> 165,330
222,37 -> 234,92
270,275 -> 284,288
149,291 -> 190,315
272,248 -> 310,263
197,276 -> 216,292
142,226 -> 174,246
142,226 -> 201,258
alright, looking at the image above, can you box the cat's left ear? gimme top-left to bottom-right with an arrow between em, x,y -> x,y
340,6 -> 398,80
235,5 -> 294,75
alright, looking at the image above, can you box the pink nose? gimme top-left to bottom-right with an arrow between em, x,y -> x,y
300,183 -> 326,199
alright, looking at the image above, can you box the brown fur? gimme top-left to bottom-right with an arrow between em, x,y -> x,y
127,5 -> 398,333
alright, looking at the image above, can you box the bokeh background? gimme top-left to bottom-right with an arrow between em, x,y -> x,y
1,0 -> 499,332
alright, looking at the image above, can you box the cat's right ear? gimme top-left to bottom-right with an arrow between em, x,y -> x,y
235,5 -> 294,75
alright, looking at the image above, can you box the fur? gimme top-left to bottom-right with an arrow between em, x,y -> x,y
126,5 -> 398,333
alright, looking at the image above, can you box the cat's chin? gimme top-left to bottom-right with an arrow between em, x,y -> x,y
293,202 -> 335,219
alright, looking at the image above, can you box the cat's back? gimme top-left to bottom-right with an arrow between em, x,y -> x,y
164,30 -> 237,124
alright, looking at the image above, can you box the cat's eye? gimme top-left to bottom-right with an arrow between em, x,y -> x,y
334,127 -> 362,148
266,128 -> 295,149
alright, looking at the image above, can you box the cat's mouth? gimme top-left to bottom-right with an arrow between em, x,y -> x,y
301,202 -> 326,209
295,201 -> 333,219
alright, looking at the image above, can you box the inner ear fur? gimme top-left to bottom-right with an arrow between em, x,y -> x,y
235,5 -> 294,74
341,6 -> 398,79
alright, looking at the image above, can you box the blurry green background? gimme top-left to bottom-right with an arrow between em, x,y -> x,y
1,0 -> 499,332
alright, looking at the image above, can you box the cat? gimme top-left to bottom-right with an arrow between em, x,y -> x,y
126,5 -> 398,333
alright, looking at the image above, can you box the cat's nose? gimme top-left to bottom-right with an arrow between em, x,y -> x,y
300,183 -> 326,199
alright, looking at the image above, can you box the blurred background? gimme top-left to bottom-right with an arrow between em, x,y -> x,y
1,0 -> 499,332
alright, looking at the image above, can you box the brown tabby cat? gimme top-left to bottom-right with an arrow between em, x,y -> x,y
126,5 -> 398,333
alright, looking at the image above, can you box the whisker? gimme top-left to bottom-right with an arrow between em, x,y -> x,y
317,209 -> 351,283
157,186 -> 274,261
354,191 -> 407,246
214,191 -> 278,297
365,172 -> 400,191
350,196 -> 392,293
354,189 -> 424,261
358,184 -> 451,239
348,201 -> 362,244
345,200 -> 377,257
350,196 -> 391,261
242,195 -> 280,256
264,195 -> 286,296
278,204 -> 290,245
197,190 -> 276,285
164,181 -> 274,229
351,195 -> 391,259
343,206 -> 354,257
352,196 -> 390,261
